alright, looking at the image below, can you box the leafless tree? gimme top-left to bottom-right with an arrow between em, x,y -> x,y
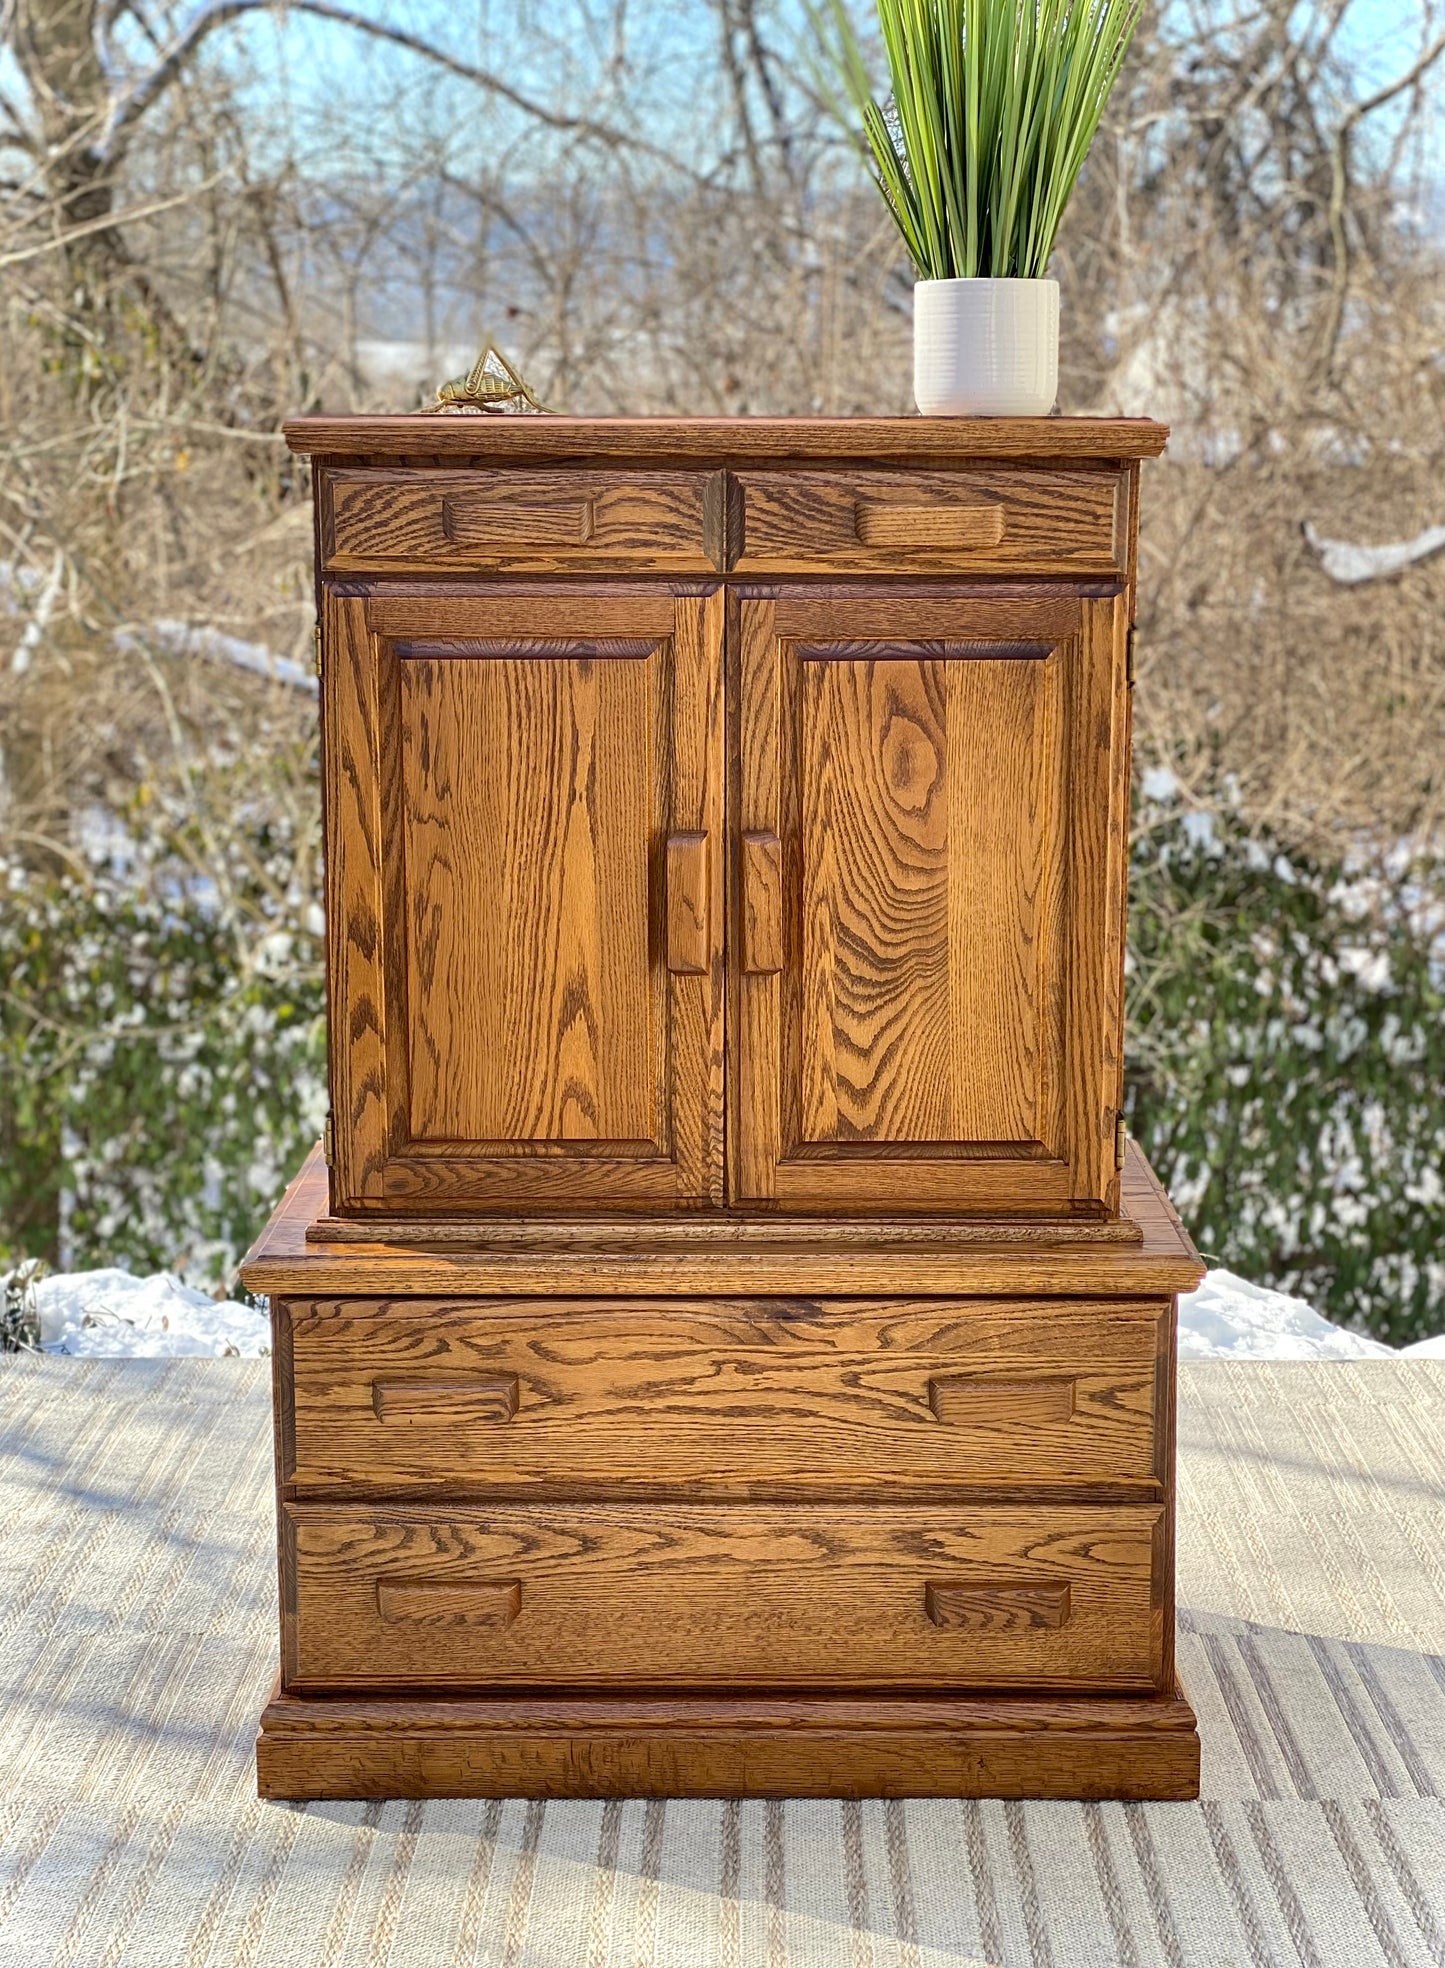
1,0 -> 1442,877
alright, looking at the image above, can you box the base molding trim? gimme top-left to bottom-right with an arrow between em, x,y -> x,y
256,1679 -> 1201,1801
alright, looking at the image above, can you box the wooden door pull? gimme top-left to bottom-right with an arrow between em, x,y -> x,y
666,831 -> 711,975
741,830 -> 783,974
371,1375 -> 519,1424
441,492 -> 595,547
854,501 -> 1006,551
925,1581 -> 1072,1631
377,1579 -> 522,1628
927,1375 -> 1077,1426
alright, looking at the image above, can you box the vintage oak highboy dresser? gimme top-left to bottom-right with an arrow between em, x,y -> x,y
241,415 -> 1204,1800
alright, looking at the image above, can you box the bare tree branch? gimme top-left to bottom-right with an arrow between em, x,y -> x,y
0,176 -> 221,269
1316,22 -> 1445,376
107,0 -> 677,166
0,79 -> 35,145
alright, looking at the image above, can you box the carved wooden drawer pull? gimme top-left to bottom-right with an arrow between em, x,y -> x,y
371,1375 -> 519,1424
925,1581 -> 1072,1631
741,830 -> 783,974
441,492 -> 596,547
854,501 -> 1006,551
377,1579 -> 522,1628
927,1375 -> 1077,1426
666,831 -> 711,975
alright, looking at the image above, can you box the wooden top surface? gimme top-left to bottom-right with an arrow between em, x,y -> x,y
240,1139 -> 1204,1298
282,414 -> 1169,465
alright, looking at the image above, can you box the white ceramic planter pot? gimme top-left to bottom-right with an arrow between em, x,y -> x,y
913,277 -> 1059,417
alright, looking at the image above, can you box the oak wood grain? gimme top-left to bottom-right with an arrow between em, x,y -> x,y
323,592 -> 390,1204
287,415 -> 1170,463
665,832 -> 710,975
281,1295 -> 1164,1496
769,587 -> 1088,640
262,424 -> 1195,1804
263,423 -> 1196,1802
239,1139 -> 1206,1298
924,1580 -> 1072,1631
326,470 -> 717,574
855,500 -> 1006,550
377,1579 -> 521,1628
733,586 -> 1116,1213
671,584 -> 727,1206
319,452 -> 1130,1221
735,470 -> 1122,576
1061,593 -> 1132,1213
282,1500 -> 1163,1692
927,1374 -> 1076,1427
399,640 -> 657,1145
442,490 -> 592,546
948,647 -> 1066,1153
740,831 -> 783,975
371,1375 -> 518,1424
733,587 -> 784,1200
322,584 -> 725,1211
256,1678 -> 1201,1800
308,1206 -> 1139,1248
366,589 -> 680,639
796,648 -> 1056,1147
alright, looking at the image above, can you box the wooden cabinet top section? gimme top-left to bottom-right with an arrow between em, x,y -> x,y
283,414 -> 1169,466
300,417 -> 1164,1228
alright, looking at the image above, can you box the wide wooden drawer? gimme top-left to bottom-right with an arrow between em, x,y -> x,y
322,470 -> 718,573
282,1501 -> 1163,1692
280,1297 -> 1165,1497
733,468 -> 1125,576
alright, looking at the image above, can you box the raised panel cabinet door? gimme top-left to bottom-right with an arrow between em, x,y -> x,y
732,586 -> 1131,1214
323,584 -> 724,1211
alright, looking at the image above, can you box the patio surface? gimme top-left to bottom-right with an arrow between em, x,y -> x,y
0,1356 -> 1442,1967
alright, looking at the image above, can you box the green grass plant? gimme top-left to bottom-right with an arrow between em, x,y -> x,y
819,0 -> 1144,280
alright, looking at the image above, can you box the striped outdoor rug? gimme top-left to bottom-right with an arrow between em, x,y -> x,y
0,1356 -> 1441,1967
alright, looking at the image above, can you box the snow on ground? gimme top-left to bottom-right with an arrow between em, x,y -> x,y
31,1270 -> 270,1358
1302,518 -> 1445,586
1176,1269 -> 1394,1360
9,1264 -> 1442,1360
4,562 -> 317,697
115,620 -> 317,696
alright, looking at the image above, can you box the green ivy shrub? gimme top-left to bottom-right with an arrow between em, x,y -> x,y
3,759 -> 1442,1343
0,783 -> 325,1291
1126,779 -> 1445,1346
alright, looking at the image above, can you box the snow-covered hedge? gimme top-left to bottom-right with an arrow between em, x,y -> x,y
2,756 -> 1442,1345
1127,777 -> 1445,1347
0,768 -> 325,1291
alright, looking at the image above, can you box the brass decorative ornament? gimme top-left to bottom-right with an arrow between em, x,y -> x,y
429,342 -> 550,415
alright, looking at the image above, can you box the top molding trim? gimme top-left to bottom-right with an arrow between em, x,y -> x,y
282,414 -> 1169,465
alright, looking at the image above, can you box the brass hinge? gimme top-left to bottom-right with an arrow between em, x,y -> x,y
322,1113 -> 335,1164
1115,1114 -> 1128,1170
312,623 -> 323,678
1125,625 -> 1137,687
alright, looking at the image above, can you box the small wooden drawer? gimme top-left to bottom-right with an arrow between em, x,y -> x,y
322,470 -> 719,573
733,468 -> 1125,576
280,1297 -> 1164,1498
281,1501 -> 1163,1692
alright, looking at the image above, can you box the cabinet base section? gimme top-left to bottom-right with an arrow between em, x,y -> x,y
256,1680 -> 1200,1801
